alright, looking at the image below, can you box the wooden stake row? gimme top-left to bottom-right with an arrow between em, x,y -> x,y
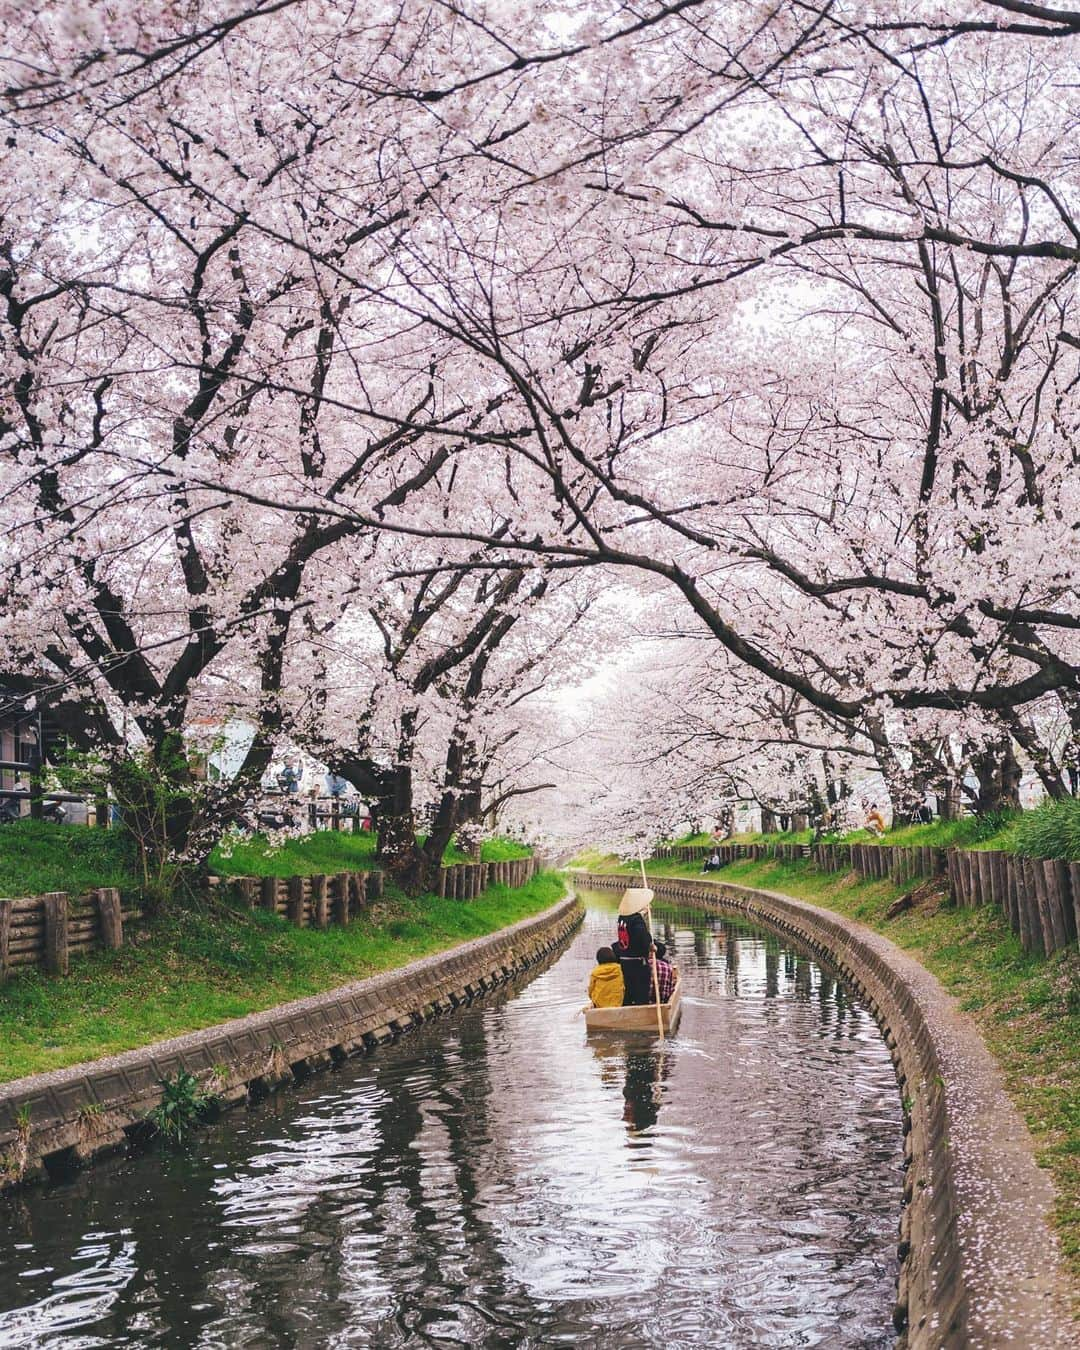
437,856 -> 539,900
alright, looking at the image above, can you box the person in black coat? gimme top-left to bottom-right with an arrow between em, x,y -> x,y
616,887 -> 655,1006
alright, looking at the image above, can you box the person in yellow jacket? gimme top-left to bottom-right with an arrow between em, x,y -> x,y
588,947 -> 625,1008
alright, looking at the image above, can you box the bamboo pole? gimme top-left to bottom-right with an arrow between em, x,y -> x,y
639,852 -> 664,1043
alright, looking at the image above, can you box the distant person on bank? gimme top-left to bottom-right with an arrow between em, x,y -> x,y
616,887 -> 656,1006
588,947 -> 625,1008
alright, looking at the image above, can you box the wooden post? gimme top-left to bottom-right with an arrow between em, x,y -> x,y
1015,858 -> 1033,952
237,876 -> 257,909
1030,857 -> 1061,954
1000,855 -> 1015,937
1043,859 -> 1073,949
97,887 -> 123,949
992,854 -> 1012,928
1068,864 -> 1080,948
311,874 -> 329,929
977,851 -> 994,910
308,800 -> 318,831
331,873 -> 350,925
437,867 -> 447,898
1023,858 -> 1047,956
352,871 -> 368,912
0,899 -> 11,981
287,875 -> 306,926
967,851 -> 982,906
260,876 -> 279,913
331,799 -> 341,831
369,870 -> 384,900
43,892 -> 69,975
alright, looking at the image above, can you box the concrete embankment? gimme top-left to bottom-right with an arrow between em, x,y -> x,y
0,891 -> 582,1192
577,871 -> 1076,1350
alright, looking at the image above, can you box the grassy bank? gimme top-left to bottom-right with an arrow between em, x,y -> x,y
577,849 -> 1080,1287
0,870 -> 563,1084
210,830 -> 531,877
0,821 -> 138,896
659,798 -> 1080,859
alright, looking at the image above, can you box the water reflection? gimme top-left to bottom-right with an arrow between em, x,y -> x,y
0,895 -> 902,1348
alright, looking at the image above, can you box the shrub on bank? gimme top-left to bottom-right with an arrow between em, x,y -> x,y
1010,798 -> 1080,861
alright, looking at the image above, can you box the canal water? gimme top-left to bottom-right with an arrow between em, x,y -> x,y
0,891 -> 902,1348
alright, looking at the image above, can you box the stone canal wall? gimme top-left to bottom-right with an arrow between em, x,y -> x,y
576,872 -> 1073,1350
0,891 -> 582,1194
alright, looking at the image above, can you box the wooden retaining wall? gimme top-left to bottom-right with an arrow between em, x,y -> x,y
651,840 -> 1078,958
434,855 -> 541,899
0,889 -> 144,980
220,868 -> 386,928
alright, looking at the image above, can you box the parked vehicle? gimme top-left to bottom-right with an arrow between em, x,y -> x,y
0,795 -> 68,824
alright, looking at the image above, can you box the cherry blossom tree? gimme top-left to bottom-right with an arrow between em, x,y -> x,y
2,0 -> 1077,882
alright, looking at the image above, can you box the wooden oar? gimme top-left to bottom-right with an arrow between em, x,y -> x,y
639,850 -> 665,1042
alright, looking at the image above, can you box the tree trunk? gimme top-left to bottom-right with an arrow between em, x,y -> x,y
969,737 -> 1022,814
376,809 -> 423,890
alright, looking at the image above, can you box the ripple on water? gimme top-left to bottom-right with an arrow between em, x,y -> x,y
0,896 -> 902,1348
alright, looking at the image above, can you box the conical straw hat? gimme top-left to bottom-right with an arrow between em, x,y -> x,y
618,886 -> 654,916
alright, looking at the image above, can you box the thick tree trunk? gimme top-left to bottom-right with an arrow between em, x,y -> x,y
376,809 -> 424,890
969,737 -> 1022,814
936,787 -> 961,821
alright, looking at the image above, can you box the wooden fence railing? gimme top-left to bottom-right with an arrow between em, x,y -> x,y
647,840 -> 1078,958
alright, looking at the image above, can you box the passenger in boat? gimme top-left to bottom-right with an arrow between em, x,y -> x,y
650,941 -> 676,1004
616,887 -> 655,1006
588,947 -> 625,1008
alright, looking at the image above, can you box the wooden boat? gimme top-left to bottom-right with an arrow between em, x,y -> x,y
583,975 -> 682,1034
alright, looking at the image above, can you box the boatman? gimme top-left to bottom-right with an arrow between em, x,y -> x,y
616,886 -> 655,1006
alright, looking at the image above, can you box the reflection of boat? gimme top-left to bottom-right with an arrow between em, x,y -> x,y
584,975 -> 682,1034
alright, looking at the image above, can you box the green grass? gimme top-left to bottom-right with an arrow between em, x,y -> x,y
211,830 -> 532,877
1011,798 -> 1080,861
845,813 -> 1020,852
579,848 -> 1080,1293
0,820 -> 138,897
0,870 -> 565,1083
478,837 -> 533,862
654,807 -> 1069,859
210,828 -> 378,877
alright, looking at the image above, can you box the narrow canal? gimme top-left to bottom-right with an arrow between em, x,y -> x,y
0,891 -> 903,1348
